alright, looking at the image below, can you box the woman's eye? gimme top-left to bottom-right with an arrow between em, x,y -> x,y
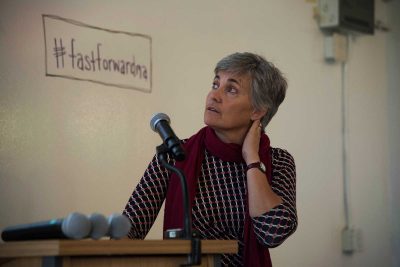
212,83 -> 218,89
227,87 -> 238,94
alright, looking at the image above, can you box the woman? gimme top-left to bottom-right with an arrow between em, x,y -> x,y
123,52 -> 297,266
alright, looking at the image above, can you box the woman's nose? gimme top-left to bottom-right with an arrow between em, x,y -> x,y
209,87 -> 222,103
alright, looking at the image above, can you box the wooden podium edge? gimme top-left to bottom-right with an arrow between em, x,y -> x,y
0,239 -> 238,258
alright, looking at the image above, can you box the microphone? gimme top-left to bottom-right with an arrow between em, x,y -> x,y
89,213 -> 131,239
150,113 -> 185,161
1,212 -> 91,241
107,213 -> 131,239
88,213 -> 109,240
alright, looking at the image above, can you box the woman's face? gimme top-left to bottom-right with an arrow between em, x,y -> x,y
204,71 -> 255,138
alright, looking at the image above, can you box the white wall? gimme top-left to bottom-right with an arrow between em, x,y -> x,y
387,1 -> 400,266
0,1 -> 397,266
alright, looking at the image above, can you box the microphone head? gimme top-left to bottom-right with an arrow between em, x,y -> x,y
150,113 -> 170,132
88,213 -> 109,240
108,213 -> 131,239
61,212 -> 91,239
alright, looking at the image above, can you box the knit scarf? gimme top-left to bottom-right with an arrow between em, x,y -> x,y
163,126 -> 273,267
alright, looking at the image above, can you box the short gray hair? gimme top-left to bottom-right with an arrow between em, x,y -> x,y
214,52 -> 287,128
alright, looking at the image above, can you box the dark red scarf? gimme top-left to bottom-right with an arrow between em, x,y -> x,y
163,126 -> 273,267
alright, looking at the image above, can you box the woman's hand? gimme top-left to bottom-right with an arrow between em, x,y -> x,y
242,119 -> 262,164
243,120 -> 283,216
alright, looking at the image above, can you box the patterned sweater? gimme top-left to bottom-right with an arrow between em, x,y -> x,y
123,146 -> 297,266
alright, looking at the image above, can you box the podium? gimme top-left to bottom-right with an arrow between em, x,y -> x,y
0,239 -> 238,267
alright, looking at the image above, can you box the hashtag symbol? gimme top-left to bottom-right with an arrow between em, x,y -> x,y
53,38 -> 66,68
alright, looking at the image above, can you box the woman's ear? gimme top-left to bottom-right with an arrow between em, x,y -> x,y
251,108 -> 267,121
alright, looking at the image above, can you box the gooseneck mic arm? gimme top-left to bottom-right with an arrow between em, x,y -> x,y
157,145 -> 192,240
156,144 -> 201,266
151,112 -> 201,266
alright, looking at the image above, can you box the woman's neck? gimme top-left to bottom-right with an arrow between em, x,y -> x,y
213,127 -> 247,145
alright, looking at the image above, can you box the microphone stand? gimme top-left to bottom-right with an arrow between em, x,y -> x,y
156,144 -> 201,266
